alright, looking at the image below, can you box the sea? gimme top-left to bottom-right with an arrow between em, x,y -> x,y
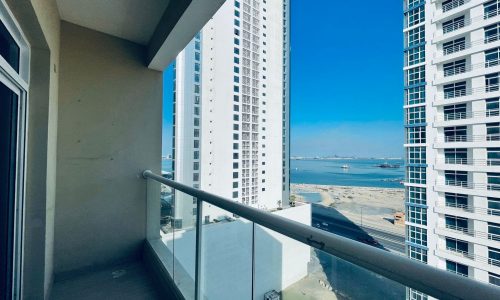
162,158 -> 404,189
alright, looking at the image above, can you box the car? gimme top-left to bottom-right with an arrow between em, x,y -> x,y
357,237 -> 380,246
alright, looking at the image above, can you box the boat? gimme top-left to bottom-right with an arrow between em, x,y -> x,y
375,162 -> 400,169
341,164 -> 350,169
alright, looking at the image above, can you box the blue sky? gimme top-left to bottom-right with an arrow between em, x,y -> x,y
163,0 -> 403,158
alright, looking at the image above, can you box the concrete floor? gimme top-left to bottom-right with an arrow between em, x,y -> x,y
50,262 -> 168,300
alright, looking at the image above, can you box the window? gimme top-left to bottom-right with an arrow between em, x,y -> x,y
233,172 -> 239,179
485,47 -> 500,67
406,26 -> 425,48
407,186 -> 426,205
406,65 -> 425,86
193,162 -> 199,171
406,6 -> 425,27
445,193 -> 468,208
443,103 -> 467,121
406,46 -> 425,66
445,170 -> 468,186
408,288 -> 428,300
486,73 -> 500,92
193,140 -> 199,148
443,37 -> 465,55
407,225 -> 427,246
407,147 -> 426,164
446,237 -> 468,253
407,166 -> 426,184
489,247 -> 500,266
407,206 -> 427,225
233,182 -> 238,188
446,260 -> 468,276
443,81 -> 466,99
0,8 -> 29,297
194,151 -> 199,159
443,59 -> 466,77
233,191 -> 238,198
444,148 -> 467,164
489,222 -> 500,241
488,172 -> 500,190
487,98 -> 500,116
193,173 -> 199,181
406,126 -> 426,144
488,197 -> 500,215
443,16 -> 465,34
445,215 -> 468,230
485,0 -> 500,19
0,20 -> 20,72
406,106 -> 426,124
444,126 -> 467,142
489,272 -> 500,286
486,23 -> 500,43
405,85 -> 425,105
443,0 -> 465,13
487,122 -> 500,140
407,246 -> 428,263
488,148 -> 500,165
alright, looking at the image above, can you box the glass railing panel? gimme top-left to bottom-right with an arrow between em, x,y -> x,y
199,202 -> 253,299
155,187 -> 197,300
254,222 -> 416,299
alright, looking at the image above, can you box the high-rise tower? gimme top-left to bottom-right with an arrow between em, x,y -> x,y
403,0 -> 500,298
173,0 -> 290,227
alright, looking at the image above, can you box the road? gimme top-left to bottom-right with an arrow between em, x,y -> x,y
311,204 -> 405,254
307,204 -> 407,299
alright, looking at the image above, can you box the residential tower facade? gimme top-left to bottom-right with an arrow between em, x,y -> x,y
403,0 -> 500,297
173,0 -> 290,227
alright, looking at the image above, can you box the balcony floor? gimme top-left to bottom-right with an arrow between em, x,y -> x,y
50,262 -> 166,300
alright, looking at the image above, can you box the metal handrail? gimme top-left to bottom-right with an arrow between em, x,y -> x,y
439,58 -> 500,78
441,0 -> 468,13
142,170 -> 500,300
440,157 -> 500,166
436,133 -> 500,143
439,33 -> 500,57
438,84 -> 500,100
436,109 -> 500,121
440,202 -> 500,216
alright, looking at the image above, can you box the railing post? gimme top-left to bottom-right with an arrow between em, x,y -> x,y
194,198 -> 203,300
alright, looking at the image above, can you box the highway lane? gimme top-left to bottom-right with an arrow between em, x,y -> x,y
311,204 -> 405,254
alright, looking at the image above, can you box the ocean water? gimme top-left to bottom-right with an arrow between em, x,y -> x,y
162,158 -> 405,189
291,159 -> 404,189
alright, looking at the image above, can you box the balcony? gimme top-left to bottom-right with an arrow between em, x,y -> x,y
440,247 -> 500,268
438,224 -> 500,242
434,134 -> 500,145
435,33 -> 500,62
140,170 -> 500,299
437,201 -> 500,216
439,110 -> 499,121
441,0 -> 470,14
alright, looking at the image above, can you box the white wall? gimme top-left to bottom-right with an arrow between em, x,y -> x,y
161,204 -> 311,299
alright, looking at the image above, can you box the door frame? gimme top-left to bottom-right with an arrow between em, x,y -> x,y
0,1 -> 29,299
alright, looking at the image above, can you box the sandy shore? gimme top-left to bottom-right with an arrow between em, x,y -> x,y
291,183 -> 405,234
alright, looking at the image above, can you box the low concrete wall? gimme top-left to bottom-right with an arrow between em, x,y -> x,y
55,22 -> 162,275
160,204 -> 311,299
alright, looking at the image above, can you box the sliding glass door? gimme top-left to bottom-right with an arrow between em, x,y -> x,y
0,78 -> 19,300
0,3 -> 28,298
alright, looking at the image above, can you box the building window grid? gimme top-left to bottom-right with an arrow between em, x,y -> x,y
407,186 -> 427,205
407,206 -> 428,225
407,225 -> 428,246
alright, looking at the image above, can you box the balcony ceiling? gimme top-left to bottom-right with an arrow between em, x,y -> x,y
56,0 -> 170,45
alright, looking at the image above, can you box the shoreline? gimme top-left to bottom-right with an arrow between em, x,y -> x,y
291,183 -> 405,234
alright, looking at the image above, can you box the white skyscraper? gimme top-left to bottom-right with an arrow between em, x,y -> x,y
173,0 -> 290,227
403,0 -> 500,297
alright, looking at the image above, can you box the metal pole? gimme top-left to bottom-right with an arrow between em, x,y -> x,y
194,198 -> 203,300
